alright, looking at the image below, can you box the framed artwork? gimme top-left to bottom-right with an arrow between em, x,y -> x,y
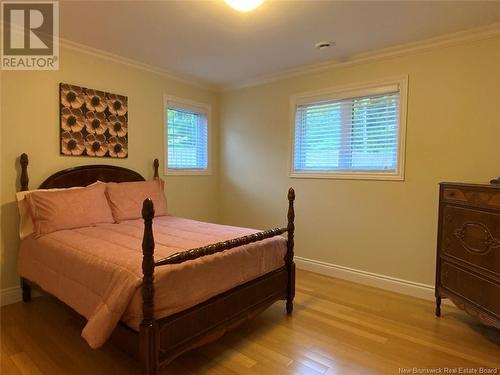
59,83 -> 128,158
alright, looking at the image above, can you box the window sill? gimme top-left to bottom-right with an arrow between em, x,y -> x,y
289,170 -> 404,181
165,169 -> 212,176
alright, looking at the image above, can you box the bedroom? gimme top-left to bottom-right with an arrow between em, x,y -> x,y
1,0 -> 499,374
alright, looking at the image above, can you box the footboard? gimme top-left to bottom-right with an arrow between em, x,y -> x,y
139,189 -> 296,375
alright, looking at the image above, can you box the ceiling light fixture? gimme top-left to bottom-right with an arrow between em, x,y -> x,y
224,0 -> 264,12
315,41 -> 336,50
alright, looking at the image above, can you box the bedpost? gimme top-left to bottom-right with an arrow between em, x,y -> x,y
140,198 -> 158,375
153,159 -> 159,179
20,154 -> 32,302
20,153 -> 29,191
286,187 -> 295,314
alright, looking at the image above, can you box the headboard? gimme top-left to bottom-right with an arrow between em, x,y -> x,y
19,153 -> 159,191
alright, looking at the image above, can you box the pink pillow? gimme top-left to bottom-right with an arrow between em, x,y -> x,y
16,182 -> 103,240
27,183 -> 114,237
105,179 -> 168,222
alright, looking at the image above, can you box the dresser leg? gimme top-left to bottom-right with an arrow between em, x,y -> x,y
435,296 -> 441,317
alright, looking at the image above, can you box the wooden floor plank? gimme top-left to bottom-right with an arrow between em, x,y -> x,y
0,354 -> 23,375
10,352 -> 44,375
1,269 -> 499,374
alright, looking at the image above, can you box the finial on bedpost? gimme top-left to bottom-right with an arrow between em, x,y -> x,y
142,198 -> 155,223
286,187 -> 295,315
153,159 -> 159,179
140,198 -> 158,375
20,153 -> 29,192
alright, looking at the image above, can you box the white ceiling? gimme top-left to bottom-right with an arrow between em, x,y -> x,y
60,1 -> 500,88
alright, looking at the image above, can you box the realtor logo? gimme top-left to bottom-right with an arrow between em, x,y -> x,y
1,1 -> 59,70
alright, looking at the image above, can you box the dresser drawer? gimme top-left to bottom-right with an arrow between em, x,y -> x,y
442,186 -> 500,209
441,205 -> 500,276
441,262 -> 500,316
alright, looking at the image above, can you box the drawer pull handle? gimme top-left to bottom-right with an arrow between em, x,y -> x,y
490,177 -> 500,184
454,222 -> 500,254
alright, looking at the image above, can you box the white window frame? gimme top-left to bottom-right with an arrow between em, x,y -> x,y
289,76 -> 408,181
164,95 -> 212,176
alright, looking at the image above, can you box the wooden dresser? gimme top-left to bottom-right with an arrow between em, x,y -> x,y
436,182 -> 500,328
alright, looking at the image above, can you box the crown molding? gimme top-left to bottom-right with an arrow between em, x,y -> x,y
58,22 -> 500,93
223,22 -> 500,91
59,38 -> 220,92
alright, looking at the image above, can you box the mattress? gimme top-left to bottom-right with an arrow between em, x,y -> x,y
18,215 -> 286,348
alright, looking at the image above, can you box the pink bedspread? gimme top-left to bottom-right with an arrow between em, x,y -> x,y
18,216 -> 286,348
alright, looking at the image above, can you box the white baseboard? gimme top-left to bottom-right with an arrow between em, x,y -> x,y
1,286 -> 41,307
0,286 -> 22,306
295,256 -> 450,304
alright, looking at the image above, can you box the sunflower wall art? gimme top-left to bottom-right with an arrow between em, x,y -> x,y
59,83 -> 128,158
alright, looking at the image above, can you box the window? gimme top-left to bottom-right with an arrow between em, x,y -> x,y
291,77 -> 407,180
165,97 -> 210,174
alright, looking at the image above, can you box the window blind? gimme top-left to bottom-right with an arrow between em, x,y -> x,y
293,91 -> 400,172
167,107 -> 208,170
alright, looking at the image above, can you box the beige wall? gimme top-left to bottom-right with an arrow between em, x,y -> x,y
2,35 -> 499,293
219,36 -> 500,286
1,47 -> 219,290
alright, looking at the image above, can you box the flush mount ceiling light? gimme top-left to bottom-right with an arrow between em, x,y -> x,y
315,41 -> 336,50
224,0 -> 264,12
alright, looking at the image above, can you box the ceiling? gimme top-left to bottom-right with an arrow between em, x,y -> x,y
60,1 -> 500,89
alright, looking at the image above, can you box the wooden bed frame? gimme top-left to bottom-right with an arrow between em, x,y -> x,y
18,153 -> 296,375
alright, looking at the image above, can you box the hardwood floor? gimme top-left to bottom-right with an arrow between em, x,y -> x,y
1,269 -> 499,374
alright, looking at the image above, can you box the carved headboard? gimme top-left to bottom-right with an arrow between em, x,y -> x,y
19,153 -> 159,191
